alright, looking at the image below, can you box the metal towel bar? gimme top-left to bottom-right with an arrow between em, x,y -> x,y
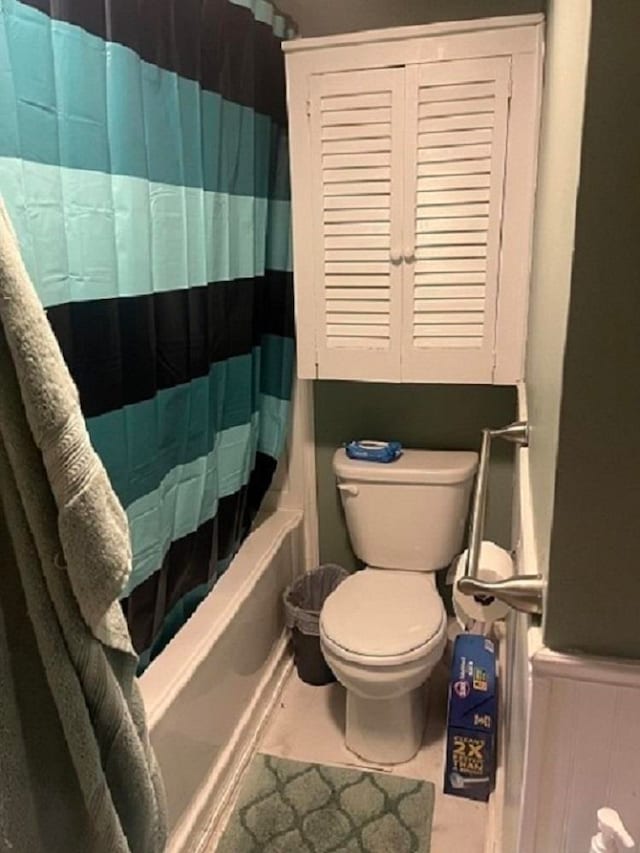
457,420 -> 545,616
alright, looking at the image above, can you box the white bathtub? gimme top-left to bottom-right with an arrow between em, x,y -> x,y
140,507 -> 303,853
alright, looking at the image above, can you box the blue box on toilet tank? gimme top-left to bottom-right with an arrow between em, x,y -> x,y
444,634 -> 497,802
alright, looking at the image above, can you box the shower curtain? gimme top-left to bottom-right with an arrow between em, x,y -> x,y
0,0 -> 295,670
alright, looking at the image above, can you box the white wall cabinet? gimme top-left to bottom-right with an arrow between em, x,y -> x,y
284,16 -> 543,384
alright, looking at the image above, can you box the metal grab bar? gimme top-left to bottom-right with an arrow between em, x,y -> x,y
457,574 -> 545,615
465,421 -> 529,580
457,420 -> 545,616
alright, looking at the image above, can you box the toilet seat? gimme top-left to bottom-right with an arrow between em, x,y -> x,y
320,569 -> 446,667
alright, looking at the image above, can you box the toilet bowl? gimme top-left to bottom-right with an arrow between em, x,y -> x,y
320,570 -> 447,764
321,447 -> 477,765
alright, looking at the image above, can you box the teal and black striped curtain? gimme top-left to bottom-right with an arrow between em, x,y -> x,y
0,0 -> 295,669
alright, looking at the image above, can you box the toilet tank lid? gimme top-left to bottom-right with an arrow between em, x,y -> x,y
333,448 -> 478,485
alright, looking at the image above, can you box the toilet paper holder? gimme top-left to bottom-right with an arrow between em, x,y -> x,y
457,421 -> 545,616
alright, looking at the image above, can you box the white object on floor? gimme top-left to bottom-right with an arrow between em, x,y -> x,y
321,571 -> 446,763
320,447 -> 476,764
590,808 -> 635,853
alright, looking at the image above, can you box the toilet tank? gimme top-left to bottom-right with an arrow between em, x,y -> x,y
333,448 -> 478,571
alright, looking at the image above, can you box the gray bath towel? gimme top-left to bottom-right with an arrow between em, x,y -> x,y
0,199 -> 167,852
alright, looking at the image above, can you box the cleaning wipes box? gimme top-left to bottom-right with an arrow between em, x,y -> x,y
444,634 -> 497,802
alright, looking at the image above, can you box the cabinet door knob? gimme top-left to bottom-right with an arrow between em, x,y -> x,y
404,247 -> 415,263
390,249 -> 402,264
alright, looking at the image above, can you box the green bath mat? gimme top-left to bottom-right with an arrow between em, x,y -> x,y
217,753 -> 435,853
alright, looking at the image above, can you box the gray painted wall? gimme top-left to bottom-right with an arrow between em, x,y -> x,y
314,382 -> 517,572
543,0 -> 640,659
277,0 -> 543,37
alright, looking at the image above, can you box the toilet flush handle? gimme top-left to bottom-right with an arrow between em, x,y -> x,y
337,483 -> 359,497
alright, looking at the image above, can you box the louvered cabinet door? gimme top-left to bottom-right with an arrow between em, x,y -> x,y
402,57 -> 511,382
309,68 -> 405,380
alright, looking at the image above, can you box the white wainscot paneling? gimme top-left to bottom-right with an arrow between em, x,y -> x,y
518,648 -> 640,853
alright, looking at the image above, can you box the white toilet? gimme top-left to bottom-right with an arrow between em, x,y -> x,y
320,448 -> 478,765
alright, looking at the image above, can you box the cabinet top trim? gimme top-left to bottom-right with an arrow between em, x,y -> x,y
282,14 -> 544,54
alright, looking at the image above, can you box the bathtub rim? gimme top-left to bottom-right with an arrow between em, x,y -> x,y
140,507 -> 302,728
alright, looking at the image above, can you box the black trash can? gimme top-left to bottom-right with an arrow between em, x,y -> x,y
283,564 -> 348,685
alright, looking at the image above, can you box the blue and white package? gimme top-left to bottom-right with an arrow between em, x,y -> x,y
345,440 -> 403,463
444,634 -> 497,802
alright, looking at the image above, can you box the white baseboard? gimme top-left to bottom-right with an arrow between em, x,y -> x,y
168,635 -> 293,853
